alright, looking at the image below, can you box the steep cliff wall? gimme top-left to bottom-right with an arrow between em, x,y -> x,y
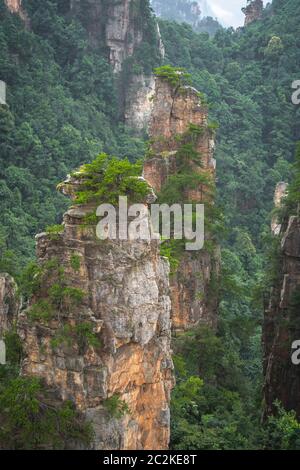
144,76 -> 219,331
242,0 -> 263,26
264,209 -> 300,418
70,0 -> 163,131
70,0 -> 143,72
17,174 -> 173,450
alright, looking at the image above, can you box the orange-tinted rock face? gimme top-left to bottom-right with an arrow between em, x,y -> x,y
18,187 -> 174,450
144,77 -> 219,331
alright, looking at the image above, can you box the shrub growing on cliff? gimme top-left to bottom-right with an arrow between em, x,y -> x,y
154,65 -> 192,88
45,224 -> 64,241
103,395 -> 130,420
73,153 -> 149,206
3,329 -> 23,366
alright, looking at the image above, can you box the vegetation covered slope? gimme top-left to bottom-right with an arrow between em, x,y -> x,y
157,0 -> 300,449
0,0 -> 149,274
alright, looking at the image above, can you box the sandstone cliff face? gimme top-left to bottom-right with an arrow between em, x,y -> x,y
144,77 -> 219,331
264,213 -> 300,418
242,0 -> 263,26
17,183 -> 174,449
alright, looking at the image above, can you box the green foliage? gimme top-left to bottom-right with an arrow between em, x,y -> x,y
160,239 -> 184,274
0,376 -> 93,449
73,153 -> 149,206
50,322 -> 101,351
45,224 -> 64,241
154,65 -> 192,88
3,329 -> 23,366
103,395 -> 130,420
264,402 -> 300,450
49,285 -> 85,311
70,254 -> 81,272
0,1 -> 147,271
27,300 -> 54,323
285,142 -> 300,211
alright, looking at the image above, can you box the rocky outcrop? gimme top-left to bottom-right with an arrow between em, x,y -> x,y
144,77 -> 219,330
264,208 -> 300,418
0,273 -> 20,337
242,0 -> 263,26
17,177 -> 174,449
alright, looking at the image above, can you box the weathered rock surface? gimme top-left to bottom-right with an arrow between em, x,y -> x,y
124,74 -> 156,132
264,214 -> 300,418
18,184 -> 174,449
242,0 -> 263,26
144,77 -> 219,330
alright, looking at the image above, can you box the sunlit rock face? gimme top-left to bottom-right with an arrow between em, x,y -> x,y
144,77 -> 219,331
18,172 -> 174,450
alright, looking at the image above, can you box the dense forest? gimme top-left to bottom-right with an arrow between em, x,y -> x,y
1,0 -> 300,450
151,0 -> 221,35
